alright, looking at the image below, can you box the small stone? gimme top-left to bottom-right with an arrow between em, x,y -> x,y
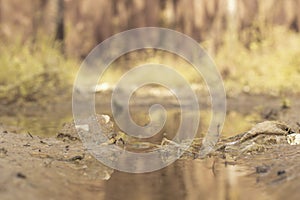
256,165 -> 269,174
0,147 -> 8,157
16,172 -> 26,179
75,124 -> 89,132
102,115 -> 110,124
277,170 -> 286,176
287,133 -> 300,145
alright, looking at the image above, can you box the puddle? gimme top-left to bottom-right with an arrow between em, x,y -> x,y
100,159 -> 272,200
0,103 -> 259,139
1,93 -> 300,199
0,86 -> 263,142
0,105 -> 73,136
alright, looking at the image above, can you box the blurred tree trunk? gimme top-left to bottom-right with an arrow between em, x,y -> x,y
298,0 -> 300,32
0,0 -> 2,25
32,0 -> 47,43
55,0 -> 64,41
55,0 -> 65,47
145,0 -> 159,26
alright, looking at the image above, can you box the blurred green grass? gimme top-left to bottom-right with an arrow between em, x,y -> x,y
216,26 -> 300,96
0,37 -> 78,105
1,25 -> 300,106
101,26 -> 300,97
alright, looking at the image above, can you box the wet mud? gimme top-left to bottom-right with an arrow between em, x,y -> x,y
1,93 -> 300,199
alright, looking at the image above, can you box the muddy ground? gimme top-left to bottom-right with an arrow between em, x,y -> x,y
1,93 -> 300,200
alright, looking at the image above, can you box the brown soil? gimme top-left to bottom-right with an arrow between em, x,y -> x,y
1,93 -> 300,200
0,127 -> 113,200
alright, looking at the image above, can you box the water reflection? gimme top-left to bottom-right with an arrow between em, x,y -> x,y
102,159 -> 271,200
0,105 -> 73,136
0,104 -> 259,139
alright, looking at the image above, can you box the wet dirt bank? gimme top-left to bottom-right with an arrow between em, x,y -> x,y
1,92 -> 300,137
1,122 -> 300,200
1,93 -> 300,200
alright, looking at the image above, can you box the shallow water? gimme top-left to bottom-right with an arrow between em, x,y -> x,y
0,101 -> 258,139
98,143 -> 300,200
100,159 -> 273,200
2,94 -> 299,200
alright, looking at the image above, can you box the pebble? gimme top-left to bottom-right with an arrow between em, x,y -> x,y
287,133 -> 300,145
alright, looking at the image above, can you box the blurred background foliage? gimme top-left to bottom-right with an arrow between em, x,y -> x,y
0,37 -> 77,105
1,0 -> 300,105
